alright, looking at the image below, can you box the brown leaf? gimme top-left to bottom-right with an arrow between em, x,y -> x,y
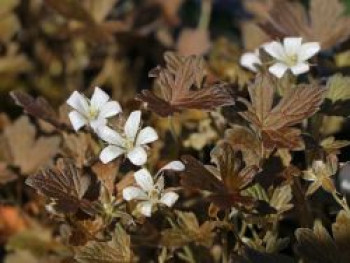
295,221 -> 341,263
161,211 -> 218,248
239,74 -> 324,150
332,211 -> 350,261
75,224 -> 132,263
137,52 -> 234,117
180,155 -> 225,193
210,142 -> 257,192
180,143 -> 258,210
62,132 -> 99,168
11,90 -> 69,130
92,160 -> 119,195
44,0 -> 95,24
259,0 -> 350,50
223,125 -> 261,166
26,158 -> 93,214
4,116 -> 60,174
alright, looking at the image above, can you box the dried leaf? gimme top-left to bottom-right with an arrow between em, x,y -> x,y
92,160 -> 119,194
332,211 -> 350,261
4,116 -> 60,174
239,74 -> 324,150
137,52 -> 234,117
6,228 -> 65,257
11,91 -> 69,130
44,0 -> 95,24
269,185 -> 293,215
181,143 -> 258,210
62,132 -> 99,168
26,158 -> 93,214
295,221 -> 341,263
75,225 -> 132,263
232,246 -> 295,263
224,125 -> 261,166
259,0 -> 350,49
161,211 -> 218,248
322,74 -> 350,117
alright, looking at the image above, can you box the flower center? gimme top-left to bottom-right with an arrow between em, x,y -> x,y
88,106 -> 99,119
123,138 -> 134,151
285,54 -> 298,66
148,189 -> 160,202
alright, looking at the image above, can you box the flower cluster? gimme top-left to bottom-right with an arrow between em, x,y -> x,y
240,37 -> 320,78
67,87 -> 181,217
67,87 -> 158,166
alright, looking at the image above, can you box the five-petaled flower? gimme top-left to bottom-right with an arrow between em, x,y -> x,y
263,37 -> 320,78
67,87 -> 122,131
122,162 -> 184,217
98,110 -> 158,166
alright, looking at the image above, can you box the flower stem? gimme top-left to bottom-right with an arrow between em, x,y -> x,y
168,116 -> 181,156
198,0 -> 212,30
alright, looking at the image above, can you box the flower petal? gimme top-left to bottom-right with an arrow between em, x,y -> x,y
90,87 -> 110,109
122,186 -> 148,201
127,146 -> 147,166
160,192 -> 179,207
263,41 -> 286,61
159,161 -> 185,172
97,126 -> 124,146
67,91 -> 89,114
290,62 -> 309,75
135,126 -> 158,146
99,145 -> 124,164
138,201 -> 153,217
268,63 -> 288,78
283,37 -> 302,56
298,42 -> 320,61
124,111 -> 141,140
99,101 -> 122,118
240,52 -> 261,72
90,118 -> 107,131
68,111 -> 87,131
134,168 -> 154,192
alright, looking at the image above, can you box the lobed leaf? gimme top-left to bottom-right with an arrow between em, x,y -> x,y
75,225 -> 132,263
26,158 -> 93,214
137,52 -> 234,117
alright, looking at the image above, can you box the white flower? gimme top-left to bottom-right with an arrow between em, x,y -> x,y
98,110 -> 158,166
122,162 -> 184,217
67,87 -> 122,131
240,49 -> 261,72
263,37 -> 320,78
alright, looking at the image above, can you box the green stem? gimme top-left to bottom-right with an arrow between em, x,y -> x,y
198,0 -> 212,30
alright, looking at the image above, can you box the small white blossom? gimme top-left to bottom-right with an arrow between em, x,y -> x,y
240,49 -> 261,72
263,37 -> 320,78
98,110 -> 158,166
67,87 -> 122,131
122,162 -> 184,217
